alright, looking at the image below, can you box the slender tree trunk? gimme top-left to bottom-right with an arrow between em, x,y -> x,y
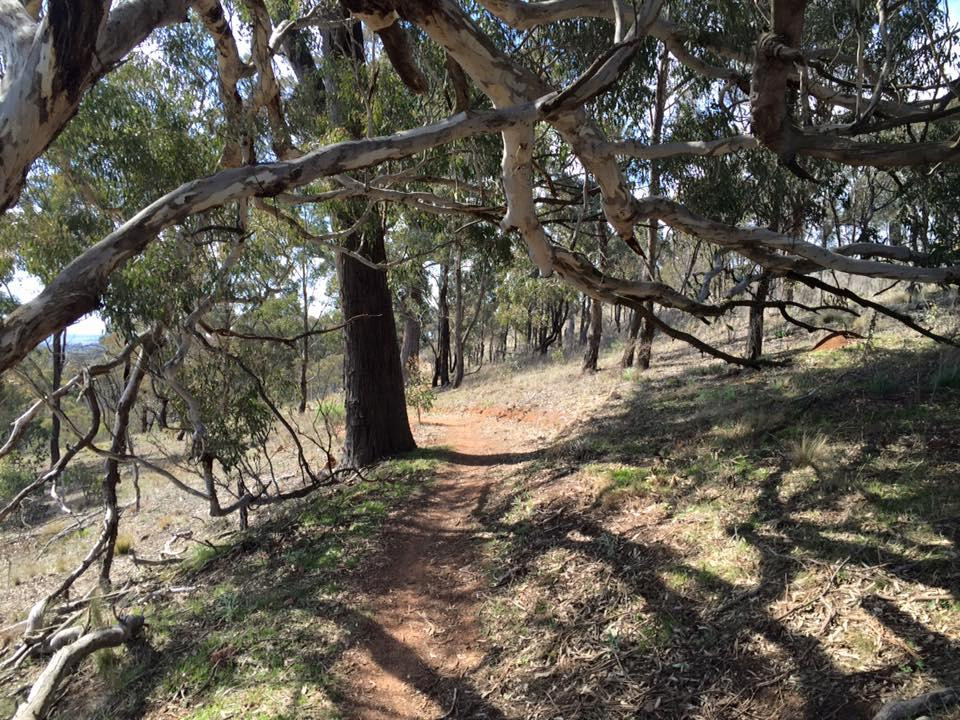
583,297 -> 602,372
157,395 -> 168,429
563,306 -> 575,356
747,274 -> 771,360
400,284 -> 422,377
339,220 -> 415,467
298,256 -> 310,413
636,304 -> 656,369
433,263 -> 450,386
100,338 -> 154,589
579,295 -> 589,345
126,431 -> 141,512
583,223 -> 607,371
49,329 -> 65,465
636,47 -> 669,371
452,243 -> 465,387
620,310 -> 642,367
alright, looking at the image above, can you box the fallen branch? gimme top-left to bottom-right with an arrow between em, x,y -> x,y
13,615 -> 145,720
128,551 -> 182,567
873,687 -> 960,720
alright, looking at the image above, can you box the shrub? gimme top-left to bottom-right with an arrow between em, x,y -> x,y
404,362 -> 436,424
0,457 -> 35,504
315,398 -> 346,429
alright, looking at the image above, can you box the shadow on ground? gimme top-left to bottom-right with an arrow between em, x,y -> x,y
472,341 -> 960,719
63,454 -> 507,720
52,341 -> 960,720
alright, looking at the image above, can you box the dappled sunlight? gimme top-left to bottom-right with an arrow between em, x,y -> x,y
469,339 -> 960,719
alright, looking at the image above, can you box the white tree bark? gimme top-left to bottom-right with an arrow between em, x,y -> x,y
0,0 -> 192,211
13,616 -> 145,720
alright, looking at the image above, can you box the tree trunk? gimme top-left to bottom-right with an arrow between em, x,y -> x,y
100,338 -> 154,589
563,306 -> 576,356
635,46 -> 669,371
452,243 -> 465,387
49,329 -> 65,465
157,395 -> 168,429
747,274 -> 771,360
298,256 -> 310,413
400,284 -> 422,377
620,310 -> 642,367
636,303 -> 656,369
578,295 -> 589,345
339,221 -> 415,467
583,222 -> 607,371
582,297 -> 602,372
433,263 -> 450,386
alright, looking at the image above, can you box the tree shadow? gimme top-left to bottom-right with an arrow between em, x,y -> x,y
472,342 -> 960,718
412,445 -> 542,467
64,456 -> 506,720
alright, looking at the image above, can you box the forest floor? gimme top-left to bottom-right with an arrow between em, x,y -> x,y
3,315 -> 960,719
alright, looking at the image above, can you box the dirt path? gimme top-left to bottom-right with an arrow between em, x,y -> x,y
334,412 -> 543,720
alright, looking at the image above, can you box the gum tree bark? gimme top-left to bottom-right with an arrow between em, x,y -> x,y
747,274 -> 771,360
299,254 -> 310,413
12,616 -> 145,720
99,336 -> 155,589
0,0 -> 192,212
338,220 -> 415,467
582,297 -> 603,371
633,47 -> 669,369
48,329 -> 64,464
583,222 -> 607,372
452,241 -> 465,387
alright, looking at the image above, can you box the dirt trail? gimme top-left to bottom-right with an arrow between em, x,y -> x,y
335,412 -> 543,720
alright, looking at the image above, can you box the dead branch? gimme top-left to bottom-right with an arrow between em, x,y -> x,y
12,615 -> 145,720
872,688 -> 960,720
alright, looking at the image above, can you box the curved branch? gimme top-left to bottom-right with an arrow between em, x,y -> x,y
605,134 -> 758,159
13,616 -> 144,720
635,197 -> 960,284
0,103 -> 537,373
873,688 -> 960,720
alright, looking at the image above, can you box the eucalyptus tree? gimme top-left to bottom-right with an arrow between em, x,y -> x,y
0,0 -> 959,546
3,0 -> 960,709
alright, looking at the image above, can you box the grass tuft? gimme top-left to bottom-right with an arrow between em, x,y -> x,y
787,431 -> 832,472
114,533 -> 134,555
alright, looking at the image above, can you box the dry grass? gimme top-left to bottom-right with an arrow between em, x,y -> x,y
114,534 -> 134,556
463,321 -> 960,719
787,431 -> 833,471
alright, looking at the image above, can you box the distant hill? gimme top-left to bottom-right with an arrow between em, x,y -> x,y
65,334 -> 103,349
